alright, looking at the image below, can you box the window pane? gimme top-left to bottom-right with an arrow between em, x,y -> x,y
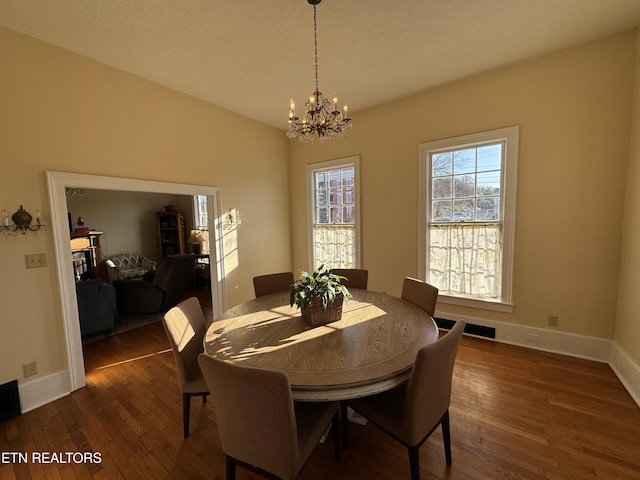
453,199 -> 474,221
331,207 -> 343,223
476,171 -> 501,196
432,152 -> 453,176
317,208 -> 329,224
454,149 -> 475,174
477,197 -> 500,221
453,174 -> 475,198
342,168 -> 354,186
316,172 -> 326,189
432,176 -> 452,199
343,206 -> 354,223
329,170 -> 340,187
316,190 -> 327,207
477,144 -> 502,172
432,200 -> 452,221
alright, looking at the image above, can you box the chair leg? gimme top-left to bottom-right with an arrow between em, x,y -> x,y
340,402 -> 348,449
332,412 -> 340,462
408,445 -> 421,480
225,455 -> 236,480
442,410 -> 452,466
183,393 -> 191,438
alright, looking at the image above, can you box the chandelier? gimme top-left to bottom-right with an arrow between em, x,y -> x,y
286,0 -> 352,143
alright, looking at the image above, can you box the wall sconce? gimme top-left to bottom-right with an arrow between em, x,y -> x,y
222,209 -> 241,231
1,205 -> 46,235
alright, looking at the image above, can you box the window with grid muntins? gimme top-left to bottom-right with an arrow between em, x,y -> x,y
420,127 -> 518,310
308,158 -> 360,269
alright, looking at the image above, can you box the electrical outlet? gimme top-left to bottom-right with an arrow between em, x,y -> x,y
23,361 -> 38,377
524,333 -> 539,342
25,253 -> 47,269
548,315 -> 559,327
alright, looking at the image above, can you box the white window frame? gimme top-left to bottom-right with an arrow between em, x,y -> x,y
418,126 -> 519,313
306,156 -> 361,270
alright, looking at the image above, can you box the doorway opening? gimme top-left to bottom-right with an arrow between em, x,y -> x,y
47,171 -> 226,393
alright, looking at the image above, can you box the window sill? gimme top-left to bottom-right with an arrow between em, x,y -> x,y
437,294 -> 514,313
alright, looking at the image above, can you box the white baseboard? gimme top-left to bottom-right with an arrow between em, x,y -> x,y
438,312 -> 612,362
18,370 -> 71,413
609,342 -> 640,407
438,312 -> 640,408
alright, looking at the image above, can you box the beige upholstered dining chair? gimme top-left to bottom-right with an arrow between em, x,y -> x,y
329,268 -> 369,290
253,271 -> 294,298
345,320 -> 465,480
162,297 -> 210,438
401,277 -> 439,318
197,353 -> 340,480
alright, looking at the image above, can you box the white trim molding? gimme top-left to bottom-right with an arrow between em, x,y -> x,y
609,342 -> 640,407
18,370 -> 71,413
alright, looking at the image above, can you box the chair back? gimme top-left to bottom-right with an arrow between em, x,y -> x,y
404,320 -> 465,445
197,353 -> 299,480
330,268 -> 369,289
153,254 -> 196,308
401,277 -> 439,318
163,297 -> 206,387
253,271 -> 294,298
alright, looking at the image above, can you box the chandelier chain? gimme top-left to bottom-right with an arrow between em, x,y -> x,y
313,5 -> 319,93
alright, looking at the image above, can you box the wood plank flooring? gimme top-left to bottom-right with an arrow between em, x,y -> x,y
2,315 -> 639,479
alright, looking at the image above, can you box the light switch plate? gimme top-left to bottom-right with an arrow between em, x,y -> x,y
25,253 -> 47,269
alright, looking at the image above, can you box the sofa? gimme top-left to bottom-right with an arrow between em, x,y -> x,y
112,254 -> 196,314
75,279 -> 116,336
105,253 -> 157,282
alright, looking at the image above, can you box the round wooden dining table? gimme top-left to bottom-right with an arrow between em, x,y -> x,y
203,289 -> 439,401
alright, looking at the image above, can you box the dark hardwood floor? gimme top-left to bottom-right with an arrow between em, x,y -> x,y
2,312 -> 640,479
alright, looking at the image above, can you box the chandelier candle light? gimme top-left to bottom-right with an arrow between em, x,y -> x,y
286,0 -> 352,143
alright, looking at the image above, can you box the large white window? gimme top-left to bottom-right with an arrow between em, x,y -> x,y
419,126 -> 518,312
307,156 -> 361,269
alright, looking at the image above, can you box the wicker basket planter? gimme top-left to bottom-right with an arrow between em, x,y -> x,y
290,265 -> 352,327
301,294 -> 344,326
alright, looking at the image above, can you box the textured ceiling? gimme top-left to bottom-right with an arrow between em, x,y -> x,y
2,1 -> 640,129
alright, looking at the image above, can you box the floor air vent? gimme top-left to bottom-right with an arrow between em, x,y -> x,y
434,317 -> 496,339
0,379 -> 21,424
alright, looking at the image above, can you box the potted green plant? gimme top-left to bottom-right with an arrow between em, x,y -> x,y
290,264 -> 352,326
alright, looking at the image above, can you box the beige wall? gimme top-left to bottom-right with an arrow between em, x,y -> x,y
614,30 -> 640,366
0,27 -> 291,385
289,31 -> 636,340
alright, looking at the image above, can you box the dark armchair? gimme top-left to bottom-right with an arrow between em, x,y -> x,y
113,254 -> 196,314
76,279 -> 116,336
